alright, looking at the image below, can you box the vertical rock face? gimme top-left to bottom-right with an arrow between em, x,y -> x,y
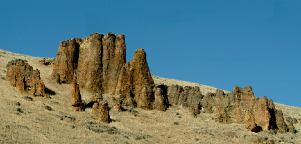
6,59 -> 46,97
77,33 -> 104,93
70,74 -> 84,111
128,49 -> 155,109
153,85 -> 169,111
167,85 -> 203,108
52,33 -> 126,94
252,97 -> 274,130
115,49 -> 155,109
101,34 -> 126,94
52,33 -> 155,109
52,39 -> 80,84
274,109 -> 288,133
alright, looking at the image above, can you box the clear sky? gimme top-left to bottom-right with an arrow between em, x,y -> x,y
1,0 -> 300,107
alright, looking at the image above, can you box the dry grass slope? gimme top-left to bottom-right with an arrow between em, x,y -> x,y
0,49 -> 300,144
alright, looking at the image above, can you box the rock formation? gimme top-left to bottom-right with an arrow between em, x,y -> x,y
115,49 -> 155,109
153,85 -> 169,111
52,33 -> 156,109
92,101 -> 111,123
70,74 -> 84,111
51,33 -> 294,133
76,33 -> 127,93
52,39 -> 80,84
199,86 -> 294,133
167,85 -> 203,108
6,59 -> 46,97
160,84 -> 294,133
52,33 -> 126,93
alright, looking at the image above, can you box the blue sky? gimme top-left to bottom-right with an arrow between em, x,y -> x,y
1,0 -> 300,107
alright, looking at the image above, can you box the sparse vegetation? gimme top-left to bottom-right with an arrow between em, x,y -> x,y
85,122 -> 119,134
16,108 -> 23,114
22,96 -> 33,101
0,48 -> 300,144
173,122 -> 179,125
44,105 -> 53,111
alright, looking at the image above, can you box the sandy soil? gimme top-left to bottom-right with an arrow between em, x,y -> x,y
0,49 -> 300,144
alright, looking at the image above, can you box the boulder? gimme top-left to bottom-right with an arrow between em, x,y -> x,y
6,59 -> 46,97
92,101 -> 111,123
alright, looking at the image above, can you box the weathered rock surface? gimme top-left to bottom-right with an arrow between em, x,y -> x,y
51,33 -> 294,133
200,86 -> 294,133
52,39 -> 80,84
52,34 -> 156,109
167,85 -> 203,108
153,85 -> 169,111
92,101 -> 111,123
70,74 -> 84,111
52,33 -> 126,93
115,49 -> 155,109
101,34 -> 126,94
6,59 -> 46,97
163,84 -> 294,133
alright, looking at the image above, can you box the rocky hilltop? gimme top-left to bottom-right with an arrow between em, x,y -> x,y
48,33 -> 295,133
1,33 -> 300,143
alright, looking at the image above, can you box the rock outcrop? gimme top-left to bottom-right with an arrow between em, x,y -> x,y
52,33 -> 156,110
92,101 -> 111,123
153,85 -> 169,111
70,74 -> 84,111
161,84 -> 294,133
199,86 -> 294,133
6,59 -> 46,97
51,33 -> 294,133
52,39 -> 80,84
115,49 -> 155,109
167,85 -> 203,108
52,33 -> 126,93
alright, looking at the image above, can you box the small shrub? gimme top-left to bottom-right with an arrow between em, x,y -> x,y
44,105 -> 53,111
173,122 -> 179,125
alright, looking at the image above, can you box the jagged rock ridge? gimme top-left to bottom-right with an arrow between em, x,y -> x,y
165,84 -> 295,133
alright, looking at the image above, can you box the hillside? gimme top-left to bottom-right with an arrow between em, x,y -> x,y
0,49 -> 301,144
